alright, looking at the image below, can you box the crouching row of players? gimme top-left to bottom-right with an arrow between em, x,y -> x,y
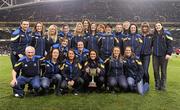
10,46 -> 148,98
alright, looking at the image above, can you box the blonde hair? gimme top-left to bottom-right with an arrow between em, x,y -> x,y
73,22 -> 84,36
47,24 -> 58,43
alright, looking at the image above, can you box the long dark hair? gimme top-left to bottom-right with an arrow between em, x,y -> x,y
67,48 -> 76,61
88,49 -> 99,62
82,19 -> 91,33
128,23 -> 138,34
45,48 -> 62,64
154,22 -> 164,35
90,23 -> 97,35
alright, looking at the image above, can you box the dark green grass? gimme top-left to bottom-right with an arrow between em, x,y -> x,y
0,56 -> 180,110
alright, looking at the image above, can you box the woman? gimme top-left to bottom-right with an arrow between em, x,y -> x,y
123,46 -> 148,95
152,22 -> 173,91
98,24 -> 119,60
71,22 -> 86,48
82,19 -> 91,36
86,23 -> 99,52
83,49 -> 105,92
97,24 -> 105,36
31,22 -> 46,57
45,25 -> 59,53
60,49 -> 84,95
140,22 -> 153,90
123,23 -> 143,58
105,47 -> 128,92
41,48 -> 62,96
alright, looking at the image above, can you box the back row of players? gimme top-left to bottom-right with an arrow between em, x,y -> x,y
10,20 -> 173,97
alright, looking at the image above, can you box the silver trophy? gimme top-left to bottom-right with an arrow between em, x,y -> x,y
88,68 -> 97,87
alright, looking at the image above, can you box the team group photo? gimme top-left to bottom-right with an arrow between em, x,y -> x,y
0,0 -> 180,110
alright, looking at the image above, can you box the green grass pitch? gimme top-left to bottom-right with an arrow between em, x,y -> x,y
0,56 -> 180,110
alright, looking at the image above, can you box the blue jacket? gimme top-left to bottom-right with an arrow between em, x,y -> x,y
52,43 -> 68,59
104,56 -> 124,77
98,33 -> 119,60
60,59 -> 82,81
84,58 -> 105,76
115,32 -> 125,54
86,34 -> 99,51
74,48 -> 89,65
13,55 -> 44,77
71,35 -> 87,49
10,27 -> 32,55
123,33 -> 143,58
43,60 -> 61,78
140,34 -> 153,56
123,56 -> 144,83
152,30 -> 173,56
58,31 -> 73,48
31,32 -> 45,57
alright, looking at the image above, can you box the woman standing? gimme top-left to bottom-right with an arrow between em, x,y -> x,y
140,22 -> 153,90
152,22 -> 173,91
31,22 -> 46,57
45,25 -> 59,54
71,22 -> 86,48
86,23 -> 99,52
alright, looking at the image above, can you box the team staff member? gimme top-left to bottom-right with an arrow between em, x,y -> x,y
123,46 -> 149,95
74,41 -> 89,65
152,22 -> 173,91
98,24 -> 119,60
10,20 -> 32,68
71,22 -> 86,48
105,47 -> 128,92
31,22 -> 46,57
86,23 -> 99,52
41,48 -> 62,96
10,46 -> 43,98
45,25 -> 59,53
123,23 -> 143,58
83,50 -> 105,92
60,49 -> 84,95
140,22 -> 153,89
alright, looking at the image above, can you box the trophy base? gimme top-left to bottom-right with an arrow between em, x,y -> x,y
88,82 -> 97,87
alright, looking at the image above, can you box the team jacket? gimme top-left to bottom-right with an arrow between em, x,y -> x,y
13,55 -> 44,77
123,33 -> 143,58
60,59 -> 82,81
74,48 -> 89,65
140,34 -> 153,56
83,58 -> 105,76
86,34 -> 99,51
31,32 -> 45,57
123,56 -> 144,83
58,31 -> 73,48
10,27 -> 32,55
98,33 -> 119,60
104,56 -> 124,77
42,60 -> 61,78
152,30 -> 173,56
